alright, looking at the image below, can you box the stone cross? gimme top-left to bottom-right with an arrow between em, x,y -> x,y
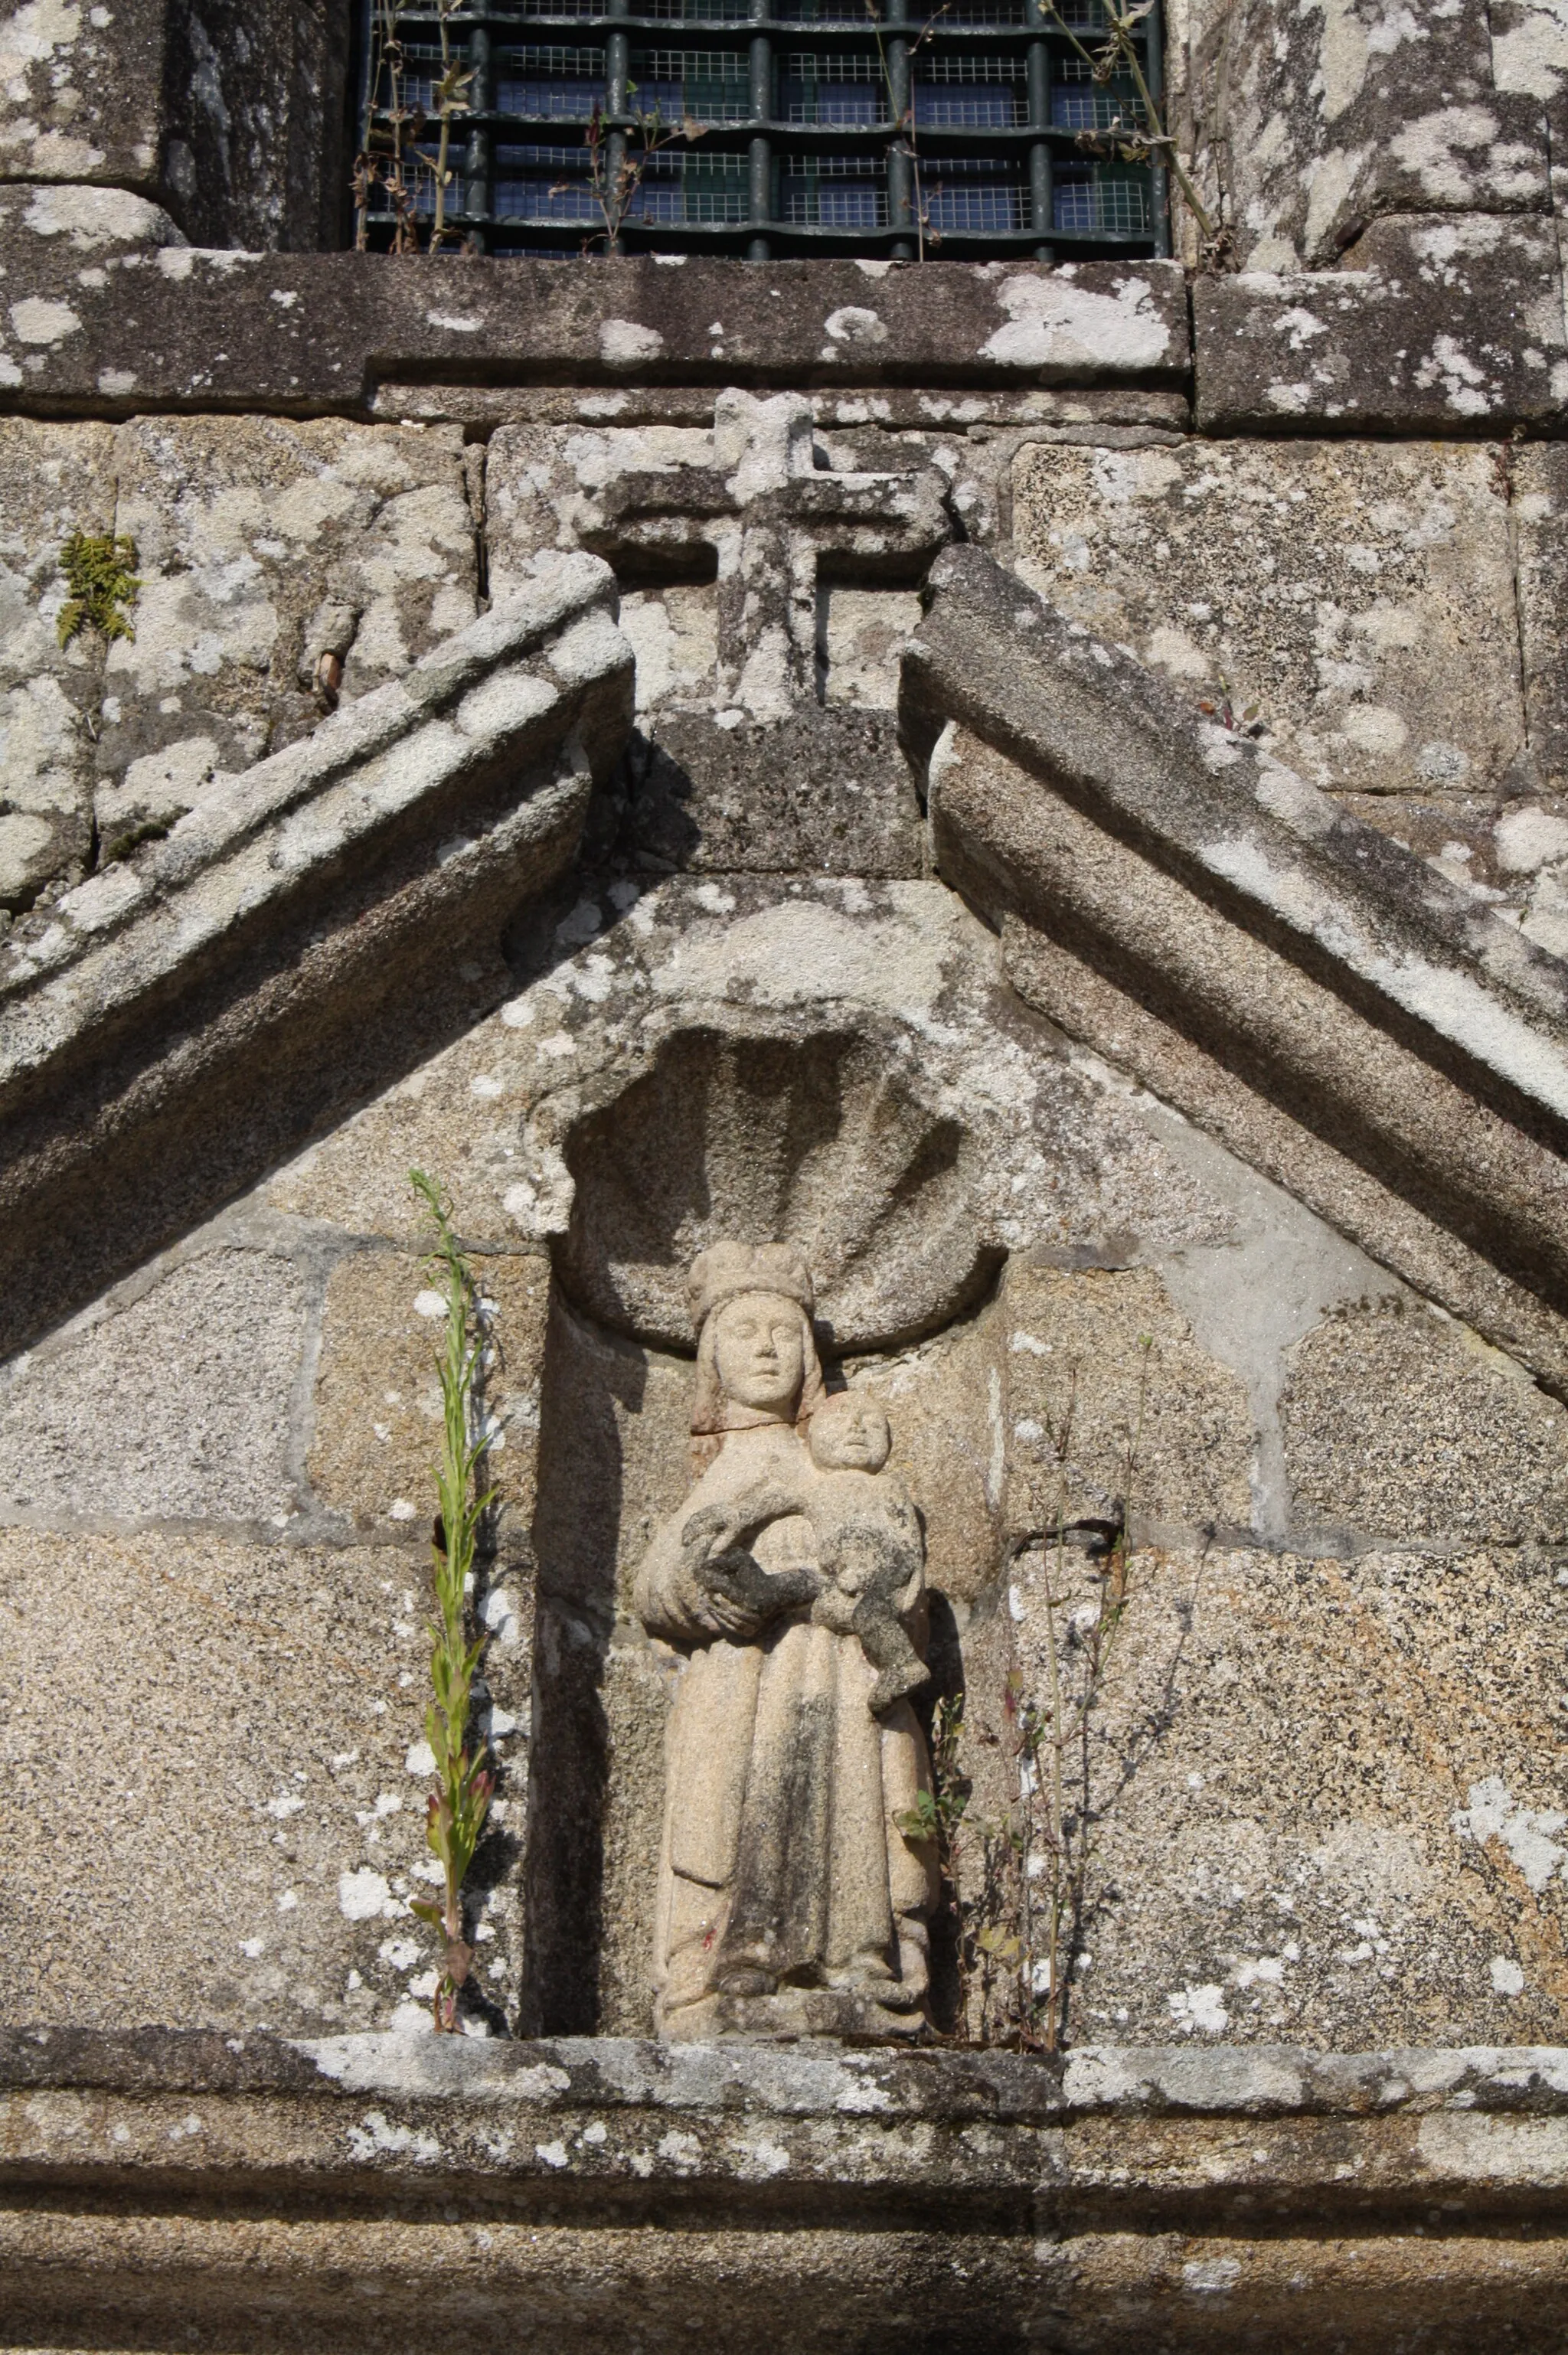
579,390 -> 952,721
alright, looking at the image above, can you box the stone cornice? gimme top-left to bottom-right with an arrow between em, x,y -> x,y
0,554 -> 634,1354
6,2029 -> 1568,2345
904,547 -> 1568,1375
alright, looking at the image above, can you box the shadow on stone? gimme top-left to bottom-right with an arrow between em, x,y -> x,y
629,708 -> 924,878
518,1291 -> 647,2036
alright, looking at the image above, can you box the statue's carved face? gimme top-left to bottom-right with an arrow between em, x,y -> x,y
712,1292 -> 806,1417
808,1393 -> 891,1473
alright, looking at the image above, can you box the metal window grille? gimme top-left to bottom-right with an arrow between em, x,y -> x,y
635,148 -> 753,220
938,0 -> 1030,19
780,54 -> 888,128
1053,159 -> 1148,230
922,152 -> 1027,230
913,54 -> 1026,129
779,152 -> 890,227
776,0 -> 889,20
642,0 -> 752,17
629,48 -> 753,121
494,139 -> 600,217
495,45 -> 607,114
1051,49 -> 1143,129
355,0 -> 1167,262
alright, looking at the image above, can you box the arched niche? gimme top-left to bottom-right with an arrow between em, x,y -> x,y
518,1003 -> 1008,2034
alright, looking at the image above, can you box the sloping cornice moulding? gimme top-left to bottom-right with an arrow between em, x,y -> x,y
903,549 -> 1568,1386
0,554 -> 635,1357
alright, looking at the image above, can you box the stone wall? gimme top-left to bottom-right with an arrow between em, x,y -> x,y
8,837 -> 1568,2056
8,0 -> 1568,2337
15,387 -> 1568,948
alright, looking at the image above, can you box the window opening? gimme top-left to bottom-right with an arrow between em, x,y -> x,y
354,0 -> 1168,261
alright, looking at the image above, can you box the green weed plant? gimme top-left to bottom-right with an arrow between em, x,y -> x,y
57,531 -> 140,648
409,1169 -> 496,2033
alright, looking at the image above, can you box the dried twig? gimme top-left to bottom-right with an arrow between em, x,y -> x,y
1039,0 -> 1218,252
357,0 -> 473,255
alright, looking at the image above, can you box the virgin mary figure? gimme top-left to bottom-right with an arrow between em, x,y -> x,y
634,1240 -> 936,2040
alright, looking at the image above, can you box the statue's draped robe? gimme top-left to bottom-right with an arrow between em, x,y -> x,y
635,1422 -> 934,2023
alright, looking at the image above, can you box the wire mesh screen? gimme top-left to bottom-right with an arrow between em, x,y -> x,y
779,152 -> 890,226
354,0 -> 1167,260
630,49 -> 753,120
913,57 -> 1027,129
1052,49 -> 1144,129
780,55 -> 888,128
495,47 -> 608,114
635,147 -> 753,218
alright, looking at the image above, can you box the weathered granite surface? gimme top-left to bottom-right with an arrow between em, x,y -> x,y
6,860 -> 1568,2059
1516,440 -> 1568,811
0,554 -> 633,1354
0,0 -> 344,249
905,549 -> 1568,1271
0,412 -> 484,909
377,378 -> 1194,433
995,1534 -> 1568,2048
485,395 -> 946,874
0,414 -> 113,908
1011,434 -> 1524,803
1193,215 -> 1568,432
158,0 -> 347,251
0,231 -> 1192,413
9,2030 -> 1568,2348
3,0 -> 1568,2303
1005,410 -> 1568,978
1190,0 -> 1551,270
0,0 -> 167,194
99,414 -> 480,848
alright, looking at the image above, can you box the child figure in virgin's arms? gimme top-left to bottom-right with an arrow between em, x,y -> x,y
681,1388 -> 929,1715
804,1392 -> 929,1713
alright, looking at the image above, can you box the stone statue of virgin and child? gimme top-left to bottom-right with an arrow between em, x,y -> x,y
634,1240 -> 937,2040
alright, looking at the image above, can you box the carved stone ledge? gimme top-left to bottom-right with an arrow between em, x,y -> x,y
0,554 -> 634,1354
8,2029 -> 1568,2349
0,214 -> 1192,418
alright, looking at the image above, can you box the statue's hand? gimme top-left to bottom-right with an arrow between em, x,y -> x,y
678,1483 -> 807,1566
679,1499 -> 747,1560
680,1492 -> 821,1635
701,1586 -> 773,1641
701,1544 -> 822,1622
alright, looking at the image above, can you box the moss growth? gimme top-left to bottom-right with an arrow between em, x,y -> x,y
57,530 -> 140,649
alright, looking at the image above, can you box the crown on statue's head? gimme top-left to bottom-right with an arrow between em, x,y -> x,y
687,1241 -> 815,1336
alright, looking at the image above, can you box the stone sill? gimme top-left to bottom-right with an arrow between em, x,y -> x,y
10,2024 -> 1568,2163
12,2022 -> 1568,2107
11,2031 -> 1568,2347
0,225 -> 1193,417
